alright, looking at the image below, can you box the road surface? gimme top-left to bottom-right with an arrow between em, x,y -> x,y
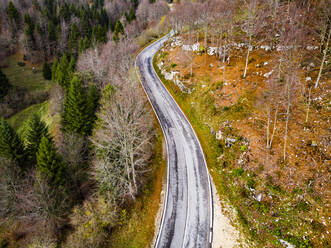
136,34 -> 213,248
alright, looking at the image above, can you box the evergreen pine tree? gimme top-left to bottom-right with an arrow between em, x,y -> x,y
81,13 -> 91,38
7,1 -> 19,24
126,7 -> 136,23
0,70 -> 11,99
55,55 -> 69,88
25,114 -> 50,163
68,56 -> 76,77
62,76 -> 99,135
62,75 -> 90,135
33,0 -> 41,12
114,20 -> 124,35
0,117 -> 26,165
99,8 -> 109,27
42,62 -> 52,80
23,13 -> 35,49
112,20 -> 124,43
48,20 -> 56,43
51,58 -> 58,81
78,37 -> 90,53
59,2 -> 70,22
68,23 -> 80,53
86,85 -> 99,128
24,13 -> 35,37
36,136 -> 65,186
93,25 -> 107,43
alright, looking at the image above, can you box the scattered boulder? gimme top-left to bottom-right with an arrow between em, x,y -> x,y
216,130 -> 223,140
306,45 -> 318,51
254,193 -> 262,202
260,45 -> 271,51
264,70 -> 274,78
225,137 -> 237,147
207,47 -> 218,55
192,43 -> 200,52
164,71 -> 173,80
279,239 -> 295,248
182,45 -> 191,51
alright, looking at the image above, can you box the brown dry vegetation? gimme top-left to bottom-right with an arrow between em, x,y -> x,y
156,36 -> 330,247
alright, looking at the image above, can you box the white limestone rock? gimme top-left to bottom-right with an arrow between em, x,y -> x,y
264,70 -> 274,78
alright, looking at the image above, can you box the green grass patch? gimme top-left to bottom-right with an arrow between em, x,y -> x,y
2,56 -> 51,92
7,101 -> 58,140
8,101 -> 49,131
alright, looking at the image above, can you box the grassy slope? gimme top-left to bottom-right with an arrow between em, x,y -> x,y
153,45 -> 330,248
2,55 -> 53,128
2,55 -> 50,92
8,101 -> 49,130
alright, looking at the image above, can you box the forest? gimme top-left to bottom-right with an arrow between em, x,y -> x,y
0,0 -> 330,247
0,0 -> 169,247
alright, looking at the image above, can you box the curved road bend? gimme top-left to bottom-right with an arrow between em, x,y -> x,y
136,34 -> 213,248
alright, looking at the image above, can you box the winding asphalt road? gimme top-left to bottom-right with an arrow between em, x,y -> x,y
136,34 -> 213,248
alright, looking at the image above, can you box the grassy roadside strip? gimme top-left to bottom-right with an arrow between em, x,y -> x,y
108,123 -> 165,248
152,49 -> 255,245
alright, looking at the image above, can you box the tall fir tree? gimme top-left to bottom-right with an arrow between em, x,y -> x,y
0,70 -> 11,99
81,11 -> 92,38
67,55 -> 76,82
112,20 -> 124,43
68,23 -> 80,54
62,76 -> 98,135
93,25 -> 107,43
87,85 -> 99,126
42,62 -> 52,80
62,76 -> 89,135
33,0 -> 41,12
78,36 -> 90,53
55,55 -> 69,88
25,114 -> 50,163
126,7 -> 136,23
7,1 -> 19,24
114,20 -> 124,35
0,117 -> 26,165
51,58 -> 58,81
36,136 -> 65,186
48,20 -> 57,43
23,13 -> 35,38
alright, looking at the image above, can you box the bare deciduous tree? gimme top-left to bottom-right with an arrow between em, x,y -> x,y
312,0 -> 331,88
265,71 -> 282,149
91,82 -> 154,202
241,0 -> 267,78
278,3 -> 304,161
